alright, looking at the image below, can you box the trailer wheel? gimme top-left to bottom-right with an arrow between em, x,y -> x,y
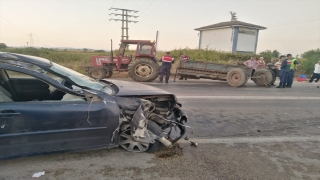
226,68 -> 247,87
269,70 -> 276,85
88,68 -> 106,79
128,58 -> 160,82
252,69 -> 273,86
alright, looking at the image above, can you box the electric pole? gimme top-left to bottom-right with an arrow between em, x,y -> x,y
27,33 -> 34,47
109,8 -> 139,40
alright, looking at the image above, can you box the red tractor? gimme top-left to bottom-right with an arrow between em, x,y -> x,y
86,39 -> 160,82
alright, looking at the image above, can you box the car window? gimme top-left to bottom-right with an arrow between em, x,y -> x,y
6,70 -> 36,79
6,70 -> 63,83
2,70 -> 85,103
0,60 -> 46,73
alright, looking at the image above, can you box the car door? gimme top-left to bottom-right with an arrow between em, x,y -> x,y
0,68 -> 120,159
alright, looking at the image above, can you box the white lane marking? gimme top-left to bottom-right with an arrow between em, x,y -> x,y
179,136 -> 320,144
177,96 -> 320,100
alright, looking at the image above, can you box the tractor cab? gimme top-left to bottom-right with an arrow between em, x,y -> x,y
116,40 -> 156,69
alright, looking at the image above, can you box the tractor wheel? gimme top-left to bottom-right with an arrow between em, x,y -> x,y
88,68 -> 106,79
269,70 -> 276,85
128,58 -> 160,82
105,70 -> 113,78
252,69 -> 274,86
226,68 -> 247,87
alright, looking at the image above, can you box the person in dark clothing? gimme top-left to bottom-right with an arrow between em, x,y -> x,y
157,52 -> 174,83
179,53 -> 190,80
276,55 -> 290,88
266,59 -> 277,86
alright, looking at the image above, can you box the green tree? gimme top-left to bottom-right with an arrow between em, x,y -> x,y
272,50 -> 280,58
258,50 -> 273,61
258,49 -> 281,62
0,43 -> 7,49
301,48 -> 320,75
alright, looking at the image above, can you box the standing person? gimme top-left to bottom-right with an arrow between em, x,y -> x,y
257,57 -> 266,69
266,59 -> 277,86
286,54 -> 300,88
276,55 -> 290,88
179,53 -> 190,80
274,58 -> 282,77
243,56 -> 258,79
309,60 -> 320,83
157,51 -> 174,83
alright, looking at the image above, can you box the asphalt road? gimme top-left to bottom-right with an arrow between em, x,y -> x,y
1,78 -> 320,180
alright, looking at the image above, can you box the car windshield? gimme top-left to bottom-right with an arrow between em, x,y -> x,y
50,63 -> 114,95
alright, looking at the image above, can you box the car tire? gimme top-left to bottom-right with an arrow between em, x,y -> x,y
146,121 -> 163,153
119,122 -> 163,153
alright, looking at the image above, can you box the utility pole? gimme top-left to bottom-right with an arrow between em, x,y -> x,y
26,42 -> 29,47
27,33 -> 34,47
109,8 -> 139,40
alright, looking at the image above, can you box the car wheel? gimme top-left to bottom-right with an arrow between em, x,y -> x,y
119,123 -> 161,153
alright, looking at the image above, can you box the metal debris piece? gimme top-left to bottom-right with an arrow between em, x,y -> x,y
184,136 -> 189,140
32,171 -> 45,178
317,86 -> 319,88
190,141 -> 198,147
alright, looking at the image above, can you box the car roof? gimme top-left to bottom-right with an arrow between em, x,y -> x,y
0,52 -> 52,67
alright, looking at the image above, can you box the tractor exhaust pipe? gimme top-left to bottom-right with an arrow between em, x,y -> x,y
110,39 -> 113,62
155,31 -> 158,57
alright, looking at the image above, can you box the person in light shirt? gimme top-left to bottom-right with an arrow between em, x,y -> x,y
243,56 -> 258,80
309,61 -> 320,83
274,58 -> 282,77
257,57 -> 266,69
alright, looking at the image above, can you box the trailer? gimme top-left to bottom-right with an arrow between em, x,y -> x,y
174,60 -> 276,87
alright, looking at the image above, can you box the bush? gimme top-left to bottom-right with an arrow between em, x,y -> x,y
300,49 -> 320,76
0,43 -> 8,49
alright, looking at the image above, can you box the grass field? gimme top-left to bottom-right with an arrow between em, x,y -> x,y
1,47 -> 319,78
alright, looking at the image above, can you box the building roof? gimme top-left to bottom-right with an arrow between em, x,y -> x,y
194,20 -> 267,31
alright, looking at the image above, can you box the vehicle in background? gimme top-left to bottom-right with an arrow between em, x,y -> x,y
86,38 -> 160,82
174,59 -> 276,87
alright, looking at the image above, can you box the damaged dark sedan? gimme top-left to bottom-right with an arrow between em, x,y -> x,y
0,52 -> 188,159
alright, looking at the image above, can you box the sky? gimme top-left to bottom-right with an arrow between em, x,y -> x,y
0,0 -> 319,55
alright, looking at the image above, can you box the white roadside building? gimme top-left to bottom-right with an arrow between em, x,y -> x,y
195,21 -> 266,54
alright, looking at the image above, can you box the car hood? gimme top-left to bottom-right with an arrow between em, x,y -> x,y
104,79 -> 172,96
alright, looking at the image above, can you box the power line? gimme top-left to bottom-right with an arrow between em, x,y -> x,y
139,0 -> 167,21
138,1 -> 157,16
268,18 -> 320,28
267,16 -> 320,27
109,7 -> 139,40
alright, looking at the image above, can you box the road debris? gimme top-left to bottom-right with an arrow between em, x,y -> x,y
184,136 -> 189,140
155,143 -> 183,159
32,171 -> 45,178
190,141 -> 198,147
